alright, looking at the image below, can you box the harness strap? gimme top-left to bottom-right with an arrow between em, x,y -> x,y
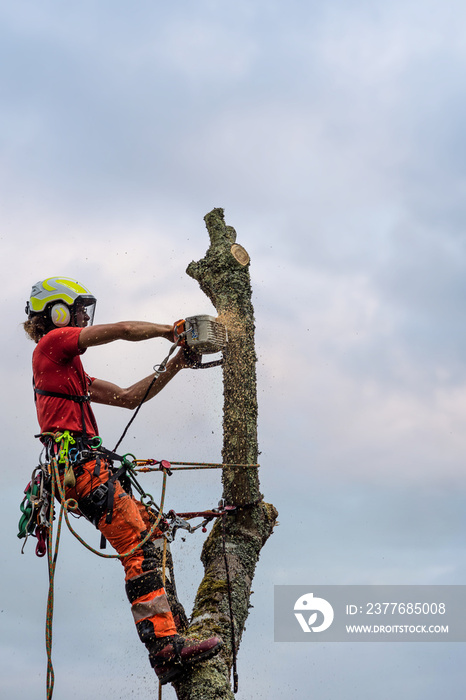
105,479 -> 116,524
34,388 -> 91,404
34,385 -> 91,438
93,456 -> 101,478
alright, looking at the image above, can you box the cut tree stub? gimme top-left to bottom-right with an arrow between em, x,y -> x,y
230,243 -> 250,266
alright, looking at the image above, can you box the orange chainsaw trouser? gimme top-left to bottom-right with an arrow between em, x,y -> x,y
63,458 -> 177,644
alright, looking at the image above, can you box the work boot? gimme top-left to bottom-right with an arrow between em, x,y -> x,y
148,634 -> 223,685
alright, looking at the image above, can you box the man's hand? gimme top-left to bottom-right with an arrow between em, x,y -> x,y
172,319 -> 186,344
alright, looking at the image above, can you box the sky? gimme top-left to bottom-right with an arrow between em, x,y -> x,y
2,0 -> 466,698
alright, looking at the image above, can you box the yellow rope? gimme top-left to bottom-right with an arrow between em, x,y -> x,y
45,462 -> 59,699
158,537 -> 168,700
43,441 -> 169,699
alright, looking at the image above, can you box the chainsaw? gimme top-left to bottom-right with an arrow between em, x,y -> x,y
178,315 -> 227,369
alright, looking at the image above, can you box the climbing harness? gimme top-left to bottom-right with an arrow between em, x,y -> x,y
26,435 -> 171,700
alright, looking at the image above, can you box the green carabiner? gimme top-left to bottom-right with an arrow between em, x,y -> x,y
122,453 -> 136,469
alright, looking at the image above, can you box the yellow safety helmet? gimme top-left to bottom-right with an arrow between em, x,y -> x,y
25,276 -> 97,327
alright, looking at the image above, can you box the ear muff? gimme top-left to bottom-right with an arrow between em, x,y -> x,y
50,303 -> 71,327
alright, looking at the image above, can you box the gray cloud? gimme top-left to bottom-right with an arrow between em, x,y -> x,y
3,1 -> 466,698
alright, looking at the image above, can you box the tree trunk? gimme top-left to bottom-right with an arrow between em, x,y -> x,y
173,209 -> 278,700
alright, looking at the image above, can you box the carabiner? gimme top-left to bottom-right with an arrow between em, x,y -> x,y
122,453 -> 137,469
141,492 -> 155,506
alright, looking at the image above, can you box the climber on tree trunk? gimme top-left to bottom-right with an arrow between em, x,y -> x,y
24,276 -> 223,686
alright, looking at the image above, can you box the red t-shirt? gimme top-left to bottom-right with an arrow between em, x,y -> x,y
33,327 -> 99,436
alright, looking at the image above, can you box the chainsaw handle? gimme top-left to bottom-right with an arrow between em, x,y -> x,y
172,319 -> 187,345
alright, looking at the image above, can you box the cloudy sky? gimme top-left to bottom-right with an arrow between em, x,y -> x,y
2,0 -> 466,698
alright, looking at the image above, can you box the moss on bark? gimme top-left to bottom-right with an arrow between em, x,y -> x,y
173,209 -> 278,700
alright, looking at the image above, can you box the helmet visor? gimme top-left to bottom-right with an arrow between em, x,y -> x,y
74,298 -> 96,327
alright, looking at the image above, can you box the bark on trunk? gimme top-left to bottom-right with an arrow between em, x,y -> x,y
173,208 -> 278,700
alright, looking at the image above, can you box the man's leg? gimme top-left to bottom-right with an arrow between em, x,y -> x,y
67,460 -> 177,643
96,480 -> 177,643
70,461 -> 223,685
134,499 -> 189,633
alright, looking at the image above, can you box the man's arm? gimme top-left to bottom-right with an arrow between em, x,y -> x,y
78,321 -> 174,349
89,350 -> 188,409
